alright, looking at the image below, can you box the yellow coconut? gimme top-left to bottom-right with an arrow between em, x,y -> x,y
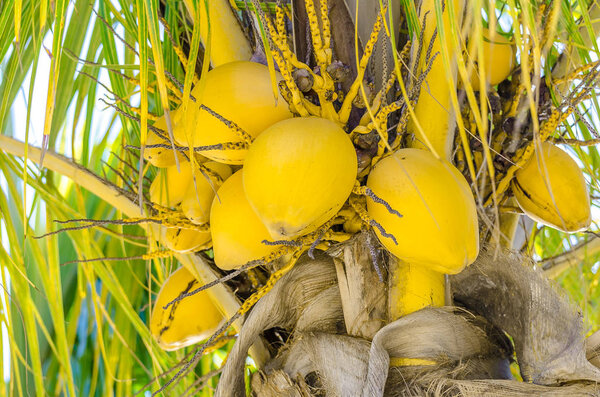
149,158 -> 209,208
468,28 -> 515,90
149,162 -> 192,207
210,170 -> 277,270
176,61 -> 293,164
163,226 -> 211,253
150,266 -> 223,351
181,161 -> 232,224
143,110 -> 187,167
366,148 -> 479,274
512,141 -> 591,232
243,117 -> 357,240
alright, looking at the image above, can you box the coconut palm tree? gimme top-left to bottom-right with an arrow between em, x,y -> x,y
0,0 -> 599,396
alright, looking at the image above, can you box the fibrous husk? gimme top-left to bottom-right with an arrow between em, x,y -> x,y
253,307 -> 513,396
587,331 -> 600,368
217,242 -> 600,396
330,231 -> 388,339
362,307 -> 513,396
451,248 -> 600,385
276,332 -> 371,396
254,310 -> 600,397
251,369 -> 313,397
215,251 -> 344,397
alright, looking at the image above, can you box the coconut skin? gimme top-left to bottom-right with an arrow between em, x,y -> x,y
243,116 -> 358,240
210,171 -> 277,270
512,142 -> 591,233
468,28 -> 515,90
143,110 -> 187,168
149,161 -> 194,208
163,226 -> 211,253
181,161 -> 232,225
176,61 -> 293,165
366,149 -> 479,274
150,266 -> 223,351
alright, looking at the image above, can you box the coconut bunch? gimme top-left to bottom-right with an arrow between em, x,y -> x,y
143,60 -> 360,347
143,65 -> 482,353
132,0 -> 598,394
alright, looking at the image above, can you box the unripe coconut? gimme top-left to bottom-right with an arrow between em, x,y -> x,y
243,117 -> 357,240
366,149 -> 479,274
210,171 -> 277,270
163,226 -> 211,253
512,142 -> 591,232
149,162 -> 193,207
143,111 -> 187,167
150,266 -> 223,351
468,28 -> 515,90
181,161 -> 232,224
176,61 -> 293,164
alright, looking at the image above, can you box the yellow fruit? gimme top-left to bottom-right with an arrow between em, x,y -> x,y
468,29 -> 515,90
366,149 -> 479,274
163,226 -> 211,253
210,171 -> 277,270
243,117 -> 358,240
182,0 -> 252,67
149,162 -> 193,207
144,111 -> 187,168
512,142 -> 591,232
181,162 -> 232,224
408,0 -> 463,160
176,61 -> 293,164
150,266 -> 223,351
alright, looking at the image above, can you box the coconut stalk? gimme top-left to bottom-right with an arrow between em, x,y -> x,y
406,0 -> 463,160
387,0 -> 463,330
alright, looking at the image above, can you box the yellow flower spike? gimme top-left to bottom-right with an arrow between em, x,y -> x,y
512,141 -> 591,233
149,161 -> 194,208
468,28 -> 515,90
150,266 -> 223,351
252,1 -> 327,118
210,171 -> 278,271
366,149 -> 479,275
338,6 -> 386,124
181,161 -> 232,225
302,0 -> 337,120
176,61 -> 293,164
243,117 -> 358,240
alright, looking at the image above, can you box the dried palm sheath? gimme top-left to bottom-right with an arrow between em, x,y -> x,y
452,248 -> 600,386
215,251 -> 345,397
588,331 -> 600,369
216,234 -> 600,396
